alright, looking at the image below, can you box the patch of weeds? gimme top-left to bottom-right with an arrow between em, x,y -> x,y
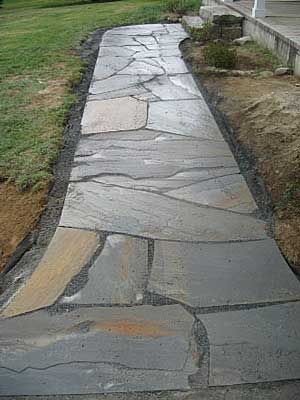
190,21 -> 216,42
238,41 -> 281,71
163,0 -> 200,15
203,41 -> 237,69
277,181 -> 300,214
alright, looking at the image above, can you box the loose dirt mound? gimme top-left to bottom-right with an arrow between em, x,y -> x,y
0,184 -> 46,272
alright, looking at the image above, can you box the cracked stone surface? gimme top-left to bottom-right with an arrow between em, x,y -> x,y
70,129 -> 238,181
147,240 -> 300,308
62,235 -> 149,305
1,23 -> 300,396
0,305 -> 198,395
119,59 -> 165,76
199,302 -> 300,386
60,181 -> 267,241
89,74 -> 154,96
93,56 -> 132,80
143,74 -> 200,100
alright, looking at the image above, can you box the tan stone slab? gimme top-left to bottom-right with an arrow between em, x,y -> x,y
1,228 -> 99,318
81,97 -> 147,134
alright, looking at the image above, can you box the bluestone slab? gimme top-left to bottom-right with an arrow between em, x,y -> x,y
60,181 -> 267,242
199,303 -> 300,385
0,305 -> 198,395
70,129 -> 238,181
147,100 -> 224,140
147,240 -> 300,307
167,173 -> 258,213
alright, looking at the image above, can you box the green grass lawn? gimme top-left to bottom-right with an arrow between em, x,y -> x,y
0,0 -> 200,189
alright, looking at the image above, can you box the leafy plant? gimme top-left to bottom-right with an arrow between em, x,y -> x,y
203,42 -> 237,69
190,21 -> 217,42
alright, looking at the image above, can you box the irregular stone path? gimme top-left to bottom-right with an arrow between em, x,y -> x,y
1,24 -> 300,396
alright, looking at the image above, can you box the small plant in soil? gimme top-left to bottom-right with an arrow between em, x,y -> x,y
203,41 -> 237,69
190,21 -> 216,42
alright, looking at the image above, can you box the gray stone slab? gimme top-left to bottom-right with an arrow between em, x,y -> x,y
156,56 -> 189,74
0,305 -> 198,395
182,15 -> 204,30
99,46 -> 137,58
92,167 -> 240,194
101,35 -> 139,47
118,59 -> 165,75
108,24 -> 166,36
165,24 -> 187,34
147,240 -> 300,308
134,50 -> 161,59
70,129 -> 238,181
62,235 -> 148,305
199,302 -> 300,386
160,47 -> 182,57
60,181 -> 267,242
143,74 -> 200,100
147,100 -> 224,140
155,33 -> 188,44
89,74 -> 154,95
134,36 -> 157,46
81,97 -> 147,134
168,173 -> 258,213
199,6 -> 243,25
87,85 -> 149,101
93,56 -> 132,80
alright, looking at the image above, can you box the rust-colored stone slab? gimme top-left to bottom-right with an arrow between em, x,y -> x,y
1,228 -> 99,318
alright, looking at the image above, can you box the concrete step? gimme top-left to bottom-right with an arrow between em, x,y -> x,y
199,5 -> 244,25
182,15 -> 204,32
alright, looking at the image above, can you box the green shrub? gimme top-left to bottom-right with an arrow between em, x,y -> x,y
164,0 -> 199,15
203,42 -> 237,69
190,21 -> 217,42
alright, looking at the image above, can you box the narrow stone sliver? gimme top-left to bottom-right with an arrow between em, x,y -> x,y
0,23 -> 300,396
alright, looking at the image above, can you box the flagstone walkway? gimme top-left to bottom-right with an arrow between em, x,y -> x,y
1,24 -> 300,396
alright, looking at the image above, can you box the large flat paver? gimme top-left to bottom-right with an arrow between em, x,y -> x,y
147,100 -> 224,140
60,181 -> 267,242
199,302 -> 300,386
1,23 -> 300,396
148,240 -> 300,307
0,305 -> 198,395
70,129 -> 238,181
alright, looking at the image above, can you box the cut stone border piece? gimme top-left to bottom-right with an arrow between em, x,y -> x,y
147,239 -> 300,308
200,302 -> 300,386
0,228 -> 99,319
